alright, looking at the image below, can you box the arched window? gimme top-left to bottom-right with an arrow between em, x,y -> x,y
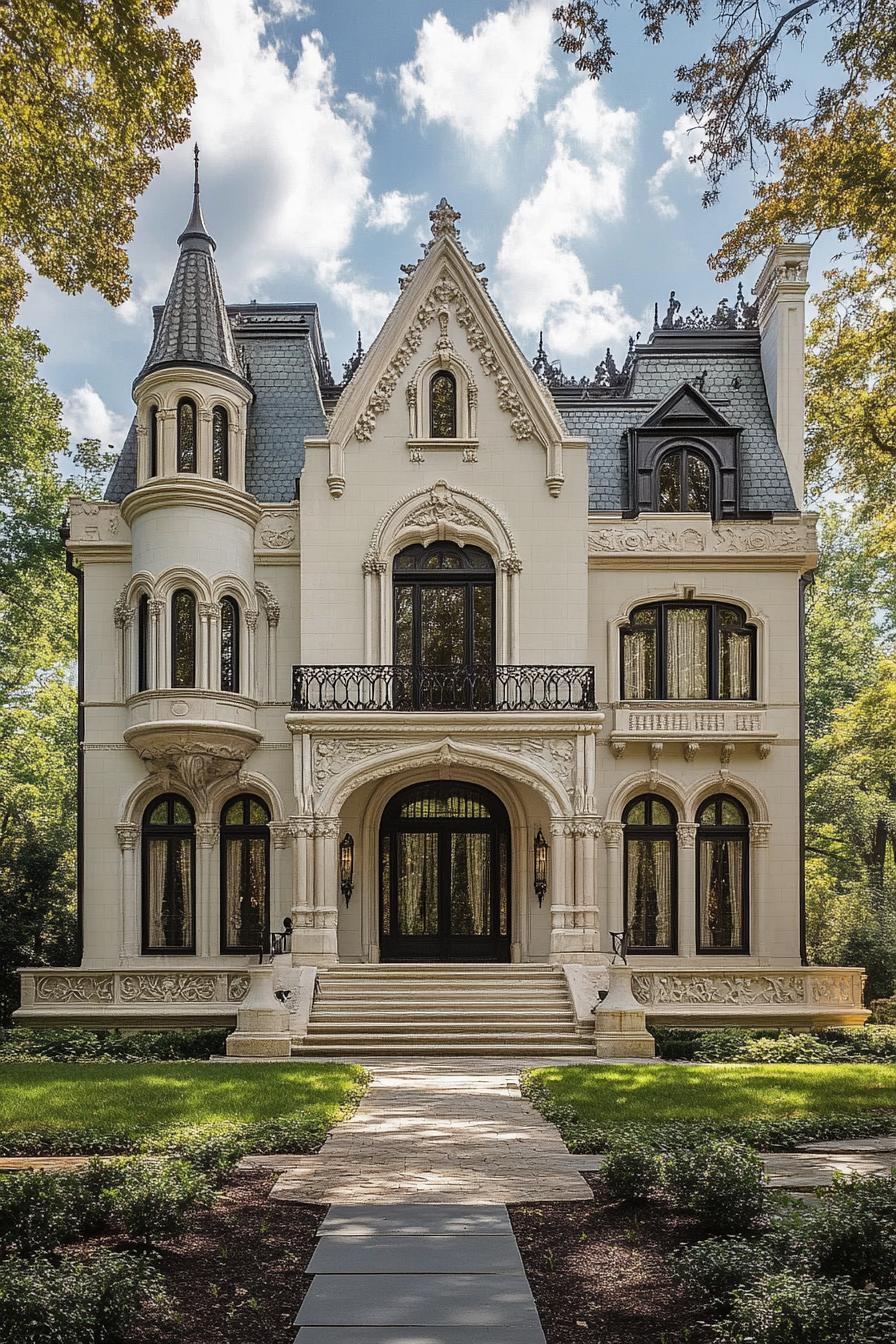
177,398 -> 197,473
697,795 -> 749,952
657,448 -> 712,513
220,596 -> 240,693
212,405 -> 228,481
621,601 -> 756,701
171,589 -> 196,688
147,406 -> 159,478
137,594 -> 150,692
221,795 -> 270,953
142,794 -> 195,953
430,371 -> 457,438
623,794 -> 677,953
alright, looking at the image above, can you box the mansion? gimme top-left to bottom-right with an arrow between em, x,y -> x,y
17,170 -> 865,1051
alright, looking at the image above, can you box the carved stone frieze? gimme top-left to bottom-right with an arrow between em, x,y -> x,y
809,974 -> 856,1005
404,484 -> 482,531
589,520 -> 813,558
313,739 -> 396,791
35,974 -> 114,1004
119,973 -> 218,1004
632,973 -> 806,1006
128,732 -> 260,811
227,974 -> 251,1002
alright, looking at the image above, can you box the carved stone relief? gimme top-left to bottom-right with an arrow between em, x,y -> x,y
35,975 -> 114,1004
632,973 -> 806,1006
589,521 -> 812,557
119,974 -> 218,1003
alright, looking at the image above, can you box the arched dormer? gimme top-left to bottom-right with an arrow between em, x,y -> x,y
627,382 -> 741,520
405,339 -> 479,462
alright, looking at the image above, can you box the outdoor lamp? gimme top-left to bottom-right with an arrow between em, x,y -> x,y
340,832 -> 355,905
533,828 -> 548,906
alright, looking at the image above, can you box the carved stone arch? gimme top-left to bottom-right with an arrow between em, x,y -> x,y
120,772 -> 195,827
154,566 -> 213,604
406,348 -> 478,442
685,773 -> 769,824
210,574 -> 257,613
254,581 -> 280,628
210,769 -> 285,823
605,771 -> 687,824
320,737 -> 571,821
363,480 -> 522,664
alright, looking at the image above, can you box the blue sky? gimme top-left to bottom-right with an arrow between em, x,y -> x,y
21,0 -> 833,452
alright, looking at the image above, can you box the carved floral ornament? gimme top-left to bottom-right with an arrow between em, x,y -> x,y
364,481 -> 521,575
32,972 -> 250,1005
631,971 -> 860,1009
126,732 -> 261,811
589,521 -> 812,557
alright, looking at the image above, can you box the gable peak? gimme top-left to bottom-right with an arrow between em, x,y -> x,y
642,379 -> 732,429
429,197 -> 462,243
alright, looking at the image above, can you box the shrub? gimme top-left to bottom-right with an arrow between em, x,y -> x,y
716,1271 -> 861,1344
601,1136 -> 662,1202
0,1170 -> 83,1254
0,1250 -> 166,1344
662,1139 -> 766,1232
0,1026 -> 228,1062
650,1023 -> 896,1064
110,1159 -> 215,1245
791,1173 -> 896,1287
671,1235 -> 777,1303
871,996 -> 896,1025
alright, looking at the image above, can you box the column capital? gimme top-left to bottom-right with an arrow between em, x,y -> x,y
269,822 -> 291,849
288,815 -> 314,839
603,821 -> 624,848
116,823 -> 139,851
677,822 -> 698,849
750,821 -> 772,847
195,822 -> 220,848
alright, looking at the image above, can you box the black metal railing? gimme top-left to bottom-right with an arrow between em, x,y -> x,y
291,664 -> 596,712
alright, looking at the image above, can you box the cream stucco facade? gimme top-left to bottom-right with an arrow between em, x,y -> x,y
17,192 -> 865,1041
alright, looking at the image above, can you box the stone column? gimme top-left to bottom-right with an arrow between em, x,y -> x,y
602,822 -> 624,955
677,822 -> 698,958
750,822 -> 772,956
269,822 -> 291,933
116,823 -> 140,960
245,609 -> 258,700
199,603 -> 216,691
149,599 -> 164,689
292,817 -> 338,965
157,407 -> 176,476
195,822 -> 219,959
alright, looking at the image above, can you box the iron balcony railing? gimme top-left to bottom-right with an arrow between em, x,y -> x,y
291,664 -> 597,712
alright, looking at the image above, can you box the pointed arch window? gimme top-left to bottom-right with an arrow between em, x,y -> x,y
623,794 -> 677,953
177,398 -> 197,473
697,795 -> 749,952
657,448 -> 712,513
221,795 -> 270,953
430,371 -> 457,438
137,594 -> 150,692
142,794 -> 195,953
171,589 -> 196,688
220,596 -> 240,693
212,405 -> 228,481
148,406 -> 159,478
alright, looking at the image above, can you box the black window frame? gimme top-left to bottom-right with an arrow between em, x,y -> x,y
220,595 -> 240,694
656,446 -> 713,514
137,594 -> 150,692
622,793 -> 678,954
620,600 -> 757,701
696,793 -> 750,955
171,588 -> 196,689
141,793 -> 196,955
429,370 -> 457,438
148,405 -> 159,478
176,397 -> 197,473
212,405 -> 229,481
220,793 -> 271,955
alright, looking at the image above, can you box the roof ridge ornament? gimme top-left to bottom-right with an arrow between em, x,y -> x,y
531,331 -> 639,399
654,281 -> 758,332
177,142 -> 216,252
398,197 -> 488,290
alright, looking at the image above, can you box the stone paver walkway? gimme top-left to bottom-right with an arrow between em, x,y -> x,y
263,1059 -> 593,1205
294,1202 -> 546,1341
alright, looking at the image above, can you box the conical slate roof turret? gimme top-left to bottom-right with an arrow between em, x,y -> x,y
134,146 -> 248,390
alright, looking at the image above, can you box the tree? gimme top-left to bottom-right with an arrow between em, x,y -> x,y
0,1 -> 198,320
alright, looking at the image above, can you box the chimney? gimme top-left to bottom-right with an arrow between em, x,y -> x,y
754,242 -> 811,507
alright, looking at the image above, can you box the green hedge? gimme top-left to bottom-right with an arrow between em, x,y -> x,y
0,1026 -> 229,1062
0,1251 -> 166,1344
651,1024 -> 896,1063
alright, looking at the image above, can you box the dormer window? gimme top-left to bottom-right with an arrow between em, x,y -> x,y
430,371 -> 457,438
212,405 -> 229,481
177,398 -> 197,472
658,448 -> 712,513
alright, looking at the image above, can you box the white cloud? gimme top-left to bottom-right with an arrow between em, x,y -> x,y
495,83 -> 638,360
366,190 -> 425,232
398,2 -> 555,147
648,114 -> 704,219
263,0 -> 313,18
62,384 -> 130,447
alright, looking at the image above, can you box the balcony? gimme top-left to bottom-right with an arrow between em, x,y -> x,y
291,664 -> 597,712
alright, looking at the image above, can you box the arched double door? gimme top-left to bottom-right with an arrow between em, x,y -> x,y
379,782 -> 511,962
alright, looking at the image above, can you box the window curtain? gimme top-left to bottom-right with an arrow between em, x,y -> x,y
721,630 -> 752,698
666,607 -> 708,698
623,630 -> 654,699
147,840 -> 167,946
628,838 -> 672,948
175,838 -> 192,947
450,833 -> 491,936
397,832 -> 438,936
700,837 -> 743,948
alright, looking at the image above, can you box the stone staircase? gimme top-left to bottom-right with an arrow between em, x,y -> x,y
292,964 -> 593,1057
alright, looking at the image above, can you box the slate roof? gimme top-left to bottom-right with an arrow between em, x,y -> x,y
558,330 -> 797,515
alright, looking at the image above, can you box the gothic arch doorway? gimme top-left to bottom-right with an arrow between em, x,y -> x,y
379,781 -> 511,962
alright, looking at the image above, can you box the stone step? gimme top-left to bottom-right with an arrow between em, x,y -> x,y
292,1041 -> 594,1056
320,963 -> 557,974
299,1030 -> 586,1046
316,985 -> 570,998
307,1021 -> 584,1037
313,1007 -> 574,1020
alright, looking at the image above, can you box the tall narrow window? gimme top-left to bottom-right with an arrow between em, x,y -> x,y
621,601 -> 756,701
177,398 -> 196,472
148,406 -> 159,478
137,594 -> 150,692
718,606 -> 754,699
220,596 -> 240,693
623,795 -> 677,952
142,795 -> 195,953
621,607 -> 657,700
171,589 -> 196,688
657,448 -> 712,513
429,371 -> 457,438
221,795 -> 270,953
212,406 -> 228,481
697,795 -> 749,952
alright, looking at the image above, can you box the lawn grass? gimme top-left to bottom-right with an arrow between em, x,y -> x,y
0,1061 -> 367,1143
525,1063 -> 896,1133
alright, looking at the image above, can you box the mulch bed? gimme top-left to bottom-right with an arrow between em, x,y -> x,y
510,1174 -> 712,1343
127,1171 -> 322,1344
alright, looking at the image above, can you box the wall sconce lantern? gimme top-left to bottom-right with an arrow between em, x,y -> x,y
340,833 -> 354,905
533,829 -> 548,906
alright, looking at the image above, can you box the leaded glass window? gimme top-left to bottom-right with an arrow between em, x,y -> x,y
137,594 -> 150,692
220,597 -> 239,693
623,794 -> 677,952
429,371 -> 457,437
171,589 -> 196,688
148,406 -> 159,478
621,601 -> 756,700
697,794 -> 749,952
212,406 -> 228,481
221,794 -> 270,953
142,794 -> 195,953
177,398 -> 196,472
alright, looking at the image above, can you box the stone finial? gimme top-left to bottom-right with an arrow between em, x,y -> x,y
429,197 -> 462,242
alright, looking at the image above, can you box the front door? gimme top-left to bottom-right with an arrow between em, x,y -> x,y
379,782 -> 510,961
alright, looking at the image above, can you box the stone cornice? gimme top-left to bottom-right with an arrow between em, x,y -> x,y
121,478 -> 262,529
